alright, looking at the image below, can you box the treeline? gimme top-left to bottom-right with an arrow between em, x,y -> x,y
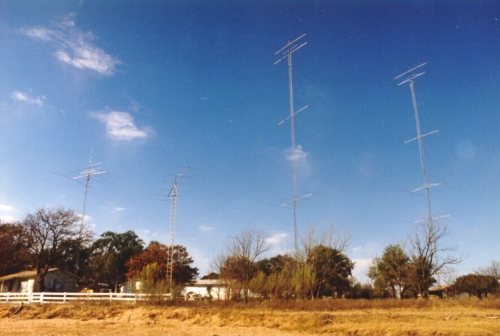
1,206 -> 498,300
212,228 -> 499,301
0,207 -> 199,292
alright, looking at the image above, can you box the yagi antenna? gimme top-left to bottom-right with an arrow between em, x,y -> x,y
280,193 -> 313,207
70,149 -> 106,276
72,149 -> 107,226
166,167 -> 190,293
275,34 -> 311,251
395,63 -> 444,224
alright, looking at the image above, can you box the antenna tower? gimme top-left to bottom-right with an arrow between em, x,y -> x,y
166,167 -> 190,292
275,34 -> 309,251
395,63 -> 441,223
73,149 -> 107,227
72,149 -> 106,276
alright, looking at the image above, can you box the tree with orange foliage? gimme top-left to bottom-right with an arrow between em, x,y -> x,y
126,241 -> 198,286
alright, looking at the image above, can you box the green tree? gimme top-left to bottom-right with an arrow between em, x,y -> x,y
373,245 -> 413,299
252,254 -> 298,299
307,245 -> 354,299
257,254 -> 290,276
87,230 -> 144,292
368,258 -> 391,298
135,263 -> 169,303
454,274 -> 499,299
126,242 -> 198,287
0,222 -> 31,276
21,207 -> 93,291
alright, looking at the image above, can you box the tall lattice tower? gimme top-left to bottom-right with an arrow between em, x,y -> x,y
166,167 -> 189,291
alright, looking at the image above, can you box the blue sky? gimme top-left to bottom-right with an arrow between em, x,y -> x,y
1,1 -> 498,282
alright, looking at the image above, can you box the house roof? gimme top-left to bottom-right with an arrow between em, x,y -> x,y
0,268 -> 79,281
190,279 -> 225,287
429,285 -> 452,291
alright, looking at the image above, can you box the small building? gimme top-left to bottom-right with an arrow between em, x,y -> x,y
428,285 -> 453,299
183,279 -> 228,300
0,268 -> 80,293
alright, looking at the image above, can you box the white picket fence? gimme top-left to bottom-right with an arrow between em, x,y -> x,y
0,292 -> 171,304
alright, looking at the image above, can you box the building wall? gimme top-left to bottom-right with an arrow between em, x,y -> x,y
0,270 -> 78,293
183,285 -> 227,300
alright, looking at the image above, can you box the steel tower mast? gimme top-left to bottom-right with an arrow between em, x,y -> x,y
166,167 -> 189,291
73,149 -> 107,226
72,149 -> 106,277
275,34 -> 309,251
395,63 -> 441,222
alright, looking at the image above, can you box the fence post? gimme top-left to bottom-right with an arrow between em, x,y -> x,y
6,292 -> 10,303
40,292 -> 44,304
28,292 -> 32,304
110,292 -> 112,302
63,292 -> 67,303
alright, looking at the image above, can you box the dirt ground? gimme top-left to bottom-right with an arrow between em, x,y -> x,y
1,303 -> 499,336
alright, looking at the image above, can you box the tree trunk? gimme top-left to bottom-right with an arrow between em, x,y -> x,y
36,268 -> 48,292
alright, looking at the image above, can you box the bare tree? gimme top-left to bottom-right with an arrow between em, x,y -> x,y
298,222 -> 351,261
408,219 -> 463,298
215,228 -> 270,302
22,207 -> 93,291
475,260 -> 500,280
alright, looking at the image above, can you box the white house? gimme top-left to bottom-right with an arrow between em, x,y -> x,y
0,268 -> 80,293
183,279 -> 228,300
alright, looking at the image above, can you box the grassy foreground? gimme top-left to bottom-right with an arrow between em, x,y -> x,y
1,298 -> 499,335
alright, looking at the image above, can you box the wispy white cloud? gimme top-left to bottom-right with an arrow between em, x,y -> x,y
90,111 -> 154,141
0,215 -> 20,223
76,213 -> 91,223
136,230 -> 159,246
266,232 -> 288,245
11,91 -> 45,106
129,98 -> 143,113
113,207 -> 127,212
199,225 -> 215,232
351,246 -> 362,252
19,27 -> 56,41
19,15 -> 120,76
0,204 -> 19,223
285,145 -> 309,162
0,204 -> 14,212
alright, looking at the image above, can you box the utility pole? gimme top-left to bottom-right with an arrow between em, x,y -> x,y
166,167 -> 189,293
275,34 -> 309,251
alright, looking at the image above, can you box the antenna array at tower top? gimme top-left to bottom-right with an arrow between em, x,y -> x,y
274,34 -> 308,65
395,62 -> 427,86
72,150 -> 107,226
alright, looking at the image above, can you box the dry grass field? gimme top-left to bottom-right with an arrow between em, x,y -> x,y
1,298 -> 499,336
